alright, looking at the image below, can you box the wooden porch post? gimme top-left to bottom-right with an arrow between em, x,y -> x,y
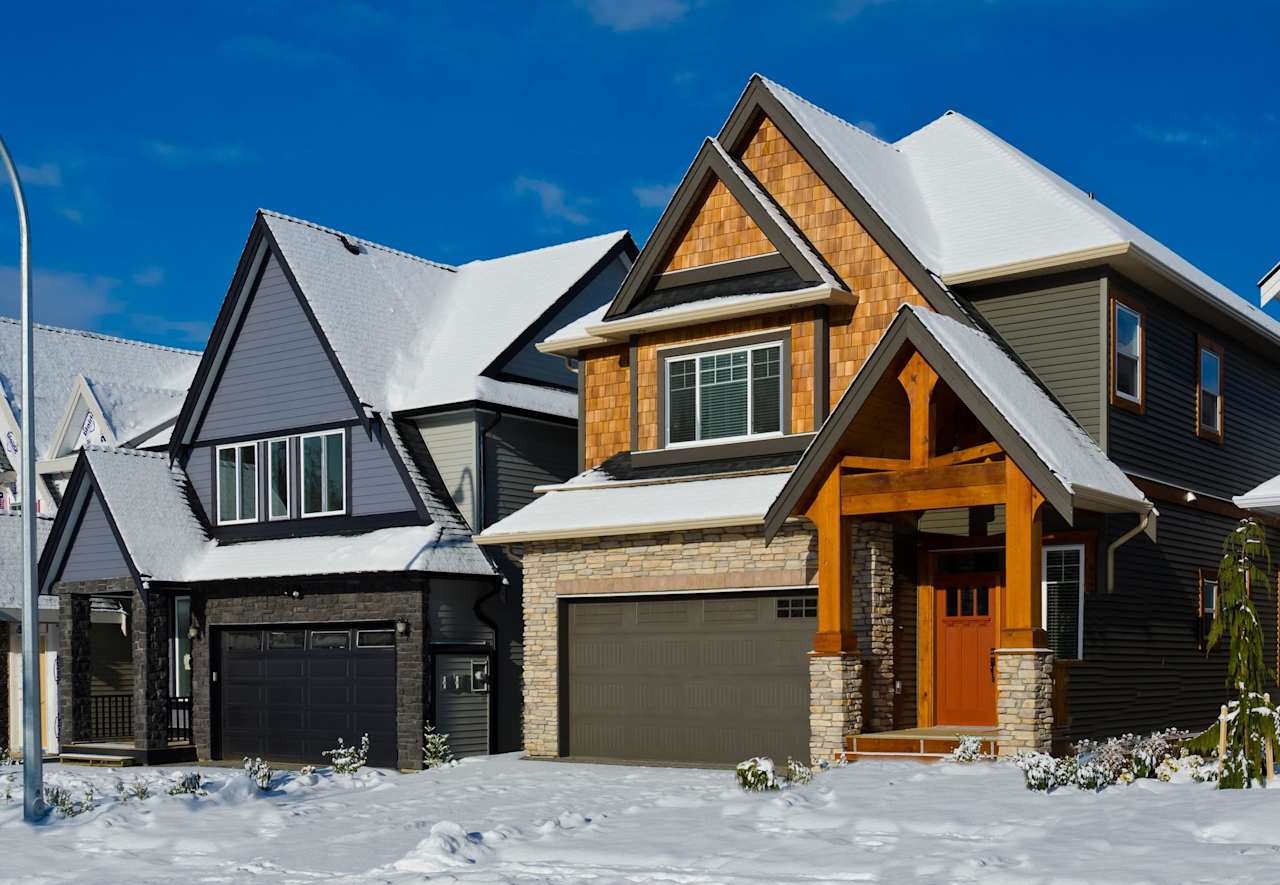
809,468 -> 855,655
1002,460 -> 1046,649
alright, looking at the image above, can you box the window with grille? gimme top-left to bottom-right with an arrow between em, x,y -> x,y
1042,544 -> 1084,660
666,341 -> 783,446
776,597 -> 817,619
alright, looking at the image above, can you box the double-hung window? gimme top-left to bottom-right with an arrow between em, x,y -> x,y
1042,544 -> 1085,660
1112,299 -> 1144,409
1197,337 -> 1223,442
267,437 -> 291,520
301,429 -> 346,517
216,442 -> 257,524
1198,569 -> 1218,649
666,341 -> 783,446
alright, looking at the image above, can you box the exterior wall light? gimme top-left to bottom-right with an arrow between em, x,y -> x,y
187,625 -> 200,640
395,620 -> 409,636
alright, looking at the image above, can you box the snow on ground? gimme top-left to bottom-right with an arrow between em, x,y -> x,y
0,754 -> 1278,883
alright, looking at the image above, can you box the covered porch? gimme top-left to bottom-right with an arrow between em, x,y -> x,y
766,306 -> 1153,760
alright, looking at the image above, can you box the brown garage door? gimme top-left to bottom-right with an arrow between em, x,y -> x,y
564,590 -> 814,765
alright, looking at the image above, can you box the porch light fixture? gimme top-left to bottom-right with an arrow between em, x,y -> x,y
287,588 -> 302,599
395,620 -> 409,636
187,625 -> 200,640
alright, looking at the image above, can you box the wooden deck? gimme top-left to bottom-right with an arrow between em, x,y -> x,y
842,726 -> 999,762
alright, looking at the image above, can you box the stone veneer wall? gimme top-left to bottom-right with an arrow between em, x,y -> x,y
809,652 -> 862,762
520,524 -> 818,758
133,588 -> 172,749
995,649 -> 1054,755
850,521 -> 894,732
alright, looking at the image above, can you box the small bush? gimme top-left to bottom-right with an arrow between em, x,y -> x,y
322,734 -> 370,774
784,757 -> 813,786
736,757 -> 779,792
947,734 -> 992,764
44,785 -> 94,818
423,722 -> 454,769
243,757 -> 274,791
167,772 -> 205,797
299,765 -> 317,777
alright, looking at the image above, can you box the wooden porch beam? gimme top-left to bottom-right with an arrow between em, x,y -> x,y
897,353 -> 939,467
929,441 -> 1003,468
1003,459 -> 1047,648
806,469 -> 856,655
840,455 -> 913,472
840,461 -> 1006,517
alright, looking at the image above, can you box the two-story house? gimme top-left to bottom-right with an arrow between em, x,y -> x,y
478,75 -> 1280,766
0,318 -> 199,757
37,209 -> 634,768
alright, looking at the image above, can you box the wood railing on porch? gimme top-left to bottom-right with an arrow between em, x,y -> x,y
167,696 -> 193,744
88,694 -> 132,741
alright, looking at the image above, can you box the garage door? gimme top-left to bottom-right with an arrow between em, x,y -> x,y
218,625 -> 397,767
565,590 -> 815,765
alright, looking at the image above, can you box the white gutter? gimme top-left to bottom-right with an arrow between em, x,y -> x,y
475,512 -> 766,546
1106,508 -> 1157,594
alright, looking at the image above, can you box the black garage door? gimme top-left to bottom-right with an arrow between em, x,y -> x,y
218,625 -> 397,767
565,590 -> 815,765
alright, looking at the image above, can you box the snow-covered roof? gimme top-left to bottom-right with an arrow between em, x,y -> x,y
752,76 -> 1280,345
1233,475 -> 1280,515
0,317 -> 200,459
476,470 -> 791,544
46,447 -> 494,587
260,211 -> 627,417
85,379 -> 186,445
0,511 -> 55,610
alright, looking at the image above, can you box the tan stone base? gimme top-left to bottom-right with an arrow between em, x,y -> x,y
809,652 -> 863,764
995,648 -> 1054,756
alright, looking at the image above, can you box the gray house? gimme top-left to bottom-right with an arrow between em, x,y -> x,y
39,210 -> 634,768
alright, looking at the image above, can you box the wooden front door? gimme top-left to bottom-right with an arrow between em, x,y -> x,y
934,570 -> 1000,726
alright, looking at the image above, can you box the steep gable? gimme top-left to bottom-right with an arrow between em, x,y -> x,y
54,487 -> 132,585
661,179 -> 775,273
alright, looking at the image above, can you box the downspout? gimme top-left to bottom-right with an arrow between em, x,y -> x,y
473,409 -> 505,754
1105,508 -> 1156,594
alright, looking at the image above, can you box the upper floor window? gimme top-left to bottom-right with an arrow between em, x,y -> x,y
216,442 -> 257,525
301,429 -> 346,517
267,437 -> 291,520
1111,298 -> 1144,410
1196,336 -> 1223,442
665,341 -> 784,446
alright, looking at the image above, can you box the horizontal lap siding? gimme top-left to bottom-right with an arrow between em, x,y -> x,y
350,423 -> 417,516
1107,275 -> 1280,498
196,253 -> 355,442
416,413 -> 478,530
186,445 -> 212,520
428,579 -> 494,645
485,416 -> 577,526
971,279 -> 1102,443
58,492 -> 131,583
1066,504 -> 1277,741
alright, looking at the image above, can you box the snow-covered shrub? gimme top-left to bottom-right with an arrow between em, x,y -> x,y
736,756 -> 780,792
167,772 -> 205,796
322,734 -> 369,774
785,757 -> 813,786
129,779 -> 150,800
423,722 -> 454,769
44,785 -> 94,818
1015,752 -> 1063,792
243,756 -> 274,791
947,734 -> 992,764
1074,759 -> 1116,792
299,765 -> 317,777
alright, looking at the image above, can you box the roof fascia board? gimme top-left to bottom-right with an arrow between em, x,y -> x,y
475,512 -> 766,546
717,77 -> 968,324
481,233 -> 638,379
535,332 -> 613,356
38,455 -> 143,594
940,243 -> 1131,286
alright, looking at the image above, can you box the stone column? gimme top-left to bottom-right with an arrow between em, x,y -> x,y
995,648 -> 1054,756
57,594 -> 92,745
131,588 -> 170,750
851,521 -> 894,732
0,622 -> 8,753
808,652 -> 863,763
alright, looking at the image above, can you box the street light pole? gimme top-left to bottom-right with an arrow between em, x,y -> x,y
0,134 -> 44,821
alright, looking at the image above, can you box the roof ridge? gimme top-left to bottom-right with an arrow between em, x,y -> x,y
461,229 -> 628,267
258,209 -> 458,273
0,316 -> 201,356
757,75 -> 899,152
83,444 -> 168,460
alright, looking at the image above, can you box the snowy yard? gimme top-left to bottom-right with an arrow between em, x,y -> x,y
0,754 -> 1278,883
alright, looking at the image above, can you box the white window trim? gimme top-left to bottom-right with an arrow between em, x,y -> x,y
1042,543 -> 1085,661
299,429 -> 347,518
266,436 -> 292,521
1199,346 -> 1222,433
1113,303 -> 1143,404
664,340 -> 784,448
215,441 -> 259,525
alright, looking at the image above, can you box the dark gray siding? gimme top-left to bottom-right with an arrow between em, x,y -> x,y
195,253 -> 354,442
58,492 -> 131,583
969,275 -> 1102,443
186,445 -> 212,520
496,253 -> 631,388
1066,503 -> 1277,742
350,422 -> 417,517
482,415 -> 577,527
90,621 -> 134,696
428,578 -> 494,645
415,412 -> 477,530
433,653 -> 490,758
1107,274 -> 1280,499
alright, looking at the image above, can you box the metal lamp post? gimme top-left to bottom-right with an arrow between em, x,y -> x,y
0,134 -> 44,821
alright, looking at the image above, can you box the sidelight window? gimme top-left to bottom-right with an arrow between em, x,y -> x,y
268,437 -> 291,520
1042,544 -> 1085,660
301,430 -> 346,517
216,442 -> 258,524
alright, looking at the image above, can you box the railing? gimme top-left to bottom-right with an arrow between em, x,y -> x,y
167,696 -> 193,744
88,694 -> 133,741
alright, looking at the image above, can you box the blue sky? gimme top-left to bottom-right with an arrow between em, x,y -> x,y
1,0 -> 1276,347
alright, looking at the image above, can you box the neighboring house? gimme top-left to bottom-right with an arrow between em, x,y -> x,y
39,209 -> 634,768
0,318 -> 200,756
477,74 -> 1280,766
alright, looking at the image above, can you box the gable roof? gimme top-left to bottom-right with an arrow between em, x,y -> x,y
0,511 -> 54,609
764,305 -> 1150,541
0,317 -> 199,460
40,445 -> 494,591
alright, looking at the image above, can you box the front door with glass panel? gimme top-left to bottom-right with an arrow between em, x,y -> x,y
933,551 -> 1001,726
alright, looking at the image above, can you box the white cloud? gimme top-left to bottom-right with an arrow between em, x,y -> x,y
17,162 -> 61,188
632,182 -> 677,209
0,266 -> 122,328
1134,123 -> 1238,150
141,139 -> 259,167
132,266 -> 165,287
579,0 -> 688,32
127,313 -> 209,345
514,176 -> 590,225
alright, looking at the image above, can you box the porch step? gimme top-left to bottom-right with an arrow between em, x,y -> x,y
59,753 -> 139,767
843,730 -> 998,761
840,751 -> 948,763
